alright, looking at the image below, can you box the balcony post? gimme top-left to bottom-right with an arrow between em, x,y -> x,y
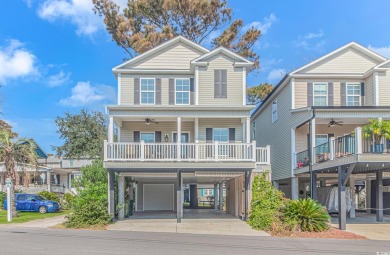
330,137 -> 335,160
195,118 -> 199,161
246,117 -> 250,143
252,140 -> 256,162
108,116 -> 114,143
355,127 -> 362,154
140,140 -> 145,161
104,140 -> 108,160
215,141 -> 219,161
266,145 -> 271,165
177,116 -> 182,161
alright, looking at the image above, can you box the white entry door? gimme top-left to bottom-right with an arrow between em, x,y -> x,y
143,184 -> 174,211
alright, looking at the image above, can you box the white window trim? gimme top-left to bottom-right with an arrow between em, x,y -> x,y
346,82 -> 361,106
171,131 -> 191,143
203,189 -> 213,196
140,132 -> 155,143
140,78 -> 156,105
313,82 -> 328,106
213,128 -> 229,143
272,100 -> 278,123
174,78 -> 190,105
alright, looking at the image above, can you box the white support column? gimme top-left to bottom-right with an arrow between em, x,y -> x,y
291,128 -> 296,171
195,118 -> 199,160
108,116 -> 114,143
291,177 -> 299,200
118,175 -> 124,220
246,117 -> 250,143
330,137 -> 335,160
117,126 -> 121,142
219,182 -> 224,211
242,67 -> 247,105
195,66 -> 199,105
117,73 -> 122,104
355,127 -> 362,154
374,72 -> 379,106
177,116 -> 182,161
310,118 -> 316,164
47,171 -> 51,192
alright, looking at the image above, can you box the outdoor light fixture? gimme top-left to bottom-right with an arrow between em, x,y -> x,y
164,134 -> 169,142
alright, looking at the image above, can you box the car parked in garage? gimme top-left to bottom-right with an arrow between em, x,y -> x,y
3,193 -> 61,213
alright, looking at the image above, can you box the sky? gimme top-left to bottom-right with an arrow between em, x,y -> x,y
1,0 -> 390,154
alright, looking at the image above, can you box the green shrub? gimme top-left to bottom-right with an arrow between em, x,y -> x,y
64,160 -> 110,228
61,193 -> 75,209
38,191 -> 60,202
0,192 -> 6,208
248,173 -> 285,230
284,198 -> 330,232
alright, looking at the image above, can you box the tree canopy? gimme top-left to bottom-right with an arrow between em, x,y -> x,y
247,83 -> 273,105
53,109 -> 107,159
93,0 -> 261,70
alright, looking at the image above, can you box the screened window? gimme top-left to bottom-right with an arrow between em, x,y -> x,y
140,133 -> 155,143
272,100 -> 278,123
346,83 -> 361,106
313,83 -> 327,106
175,79 -> 190,105
140,78 -> 155,104
213,128 -> 229,142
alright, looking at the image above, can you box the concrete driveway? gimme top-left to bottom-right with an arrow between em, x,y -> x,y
344,224 -> 390,240
108,209 -> 269,236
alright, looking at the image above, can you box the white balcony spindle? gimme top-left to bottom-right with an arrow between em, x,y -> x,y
252,141 -> 256,162
140,141 -> 145,161
215,141 -> 219,161
266,145 -> 271,165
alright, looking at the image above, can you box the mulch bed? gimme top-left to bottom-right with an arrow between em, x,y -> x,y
272,227 -> 367,239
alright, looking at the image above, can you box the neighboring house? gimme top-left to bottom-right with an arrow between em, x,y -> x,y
251,42 -> 390,228
104,36 -> 271,222
0,140 -> 92,194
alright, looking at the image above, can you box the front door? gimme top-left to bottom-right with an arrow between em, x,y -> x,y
173,133 -> 190,159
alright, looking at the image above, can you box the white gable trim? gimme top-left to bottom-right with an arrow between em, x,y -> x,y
191,47 -> 253,65
112,36 -> 209,72
374,59 -> 390,69
290,42 -> 387,75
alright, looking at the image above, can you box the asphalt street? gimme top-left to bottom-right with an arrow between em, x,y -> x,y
0,226 -> 389,255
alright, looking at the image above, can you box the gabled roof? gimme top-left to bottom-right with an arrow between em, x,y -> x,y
21,140 -> 48,159
191,47 -> 253,65
290,42 -> 387,75
112,36 -> 210,72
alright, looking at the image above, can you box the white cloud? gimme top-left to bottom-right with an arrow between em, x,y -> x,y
244,14 -> 277,35
36,0 -> 127,36
0,39 -> 38,85
368,45 -> 390,58
267,68 -> 287,83
295,30 -> 325,51
47,70 -> 71,87
59,81 -> 116,107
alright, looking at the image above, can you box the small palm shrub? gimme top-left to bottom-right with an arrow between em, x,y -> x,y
38,191 -> 60,202
284,198 -> 330,232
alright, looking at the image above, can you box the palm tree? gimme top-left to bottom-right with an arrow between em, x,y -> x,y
362,119 -> 390,153
0,130 -> 38,217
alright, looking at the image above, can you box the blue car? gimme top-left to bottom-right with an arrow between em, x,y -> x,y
3,193 -> 61,213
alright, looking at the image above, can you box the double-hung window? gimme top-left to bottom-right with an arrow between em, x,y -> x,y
140,132 -> 155,143
175,79 -> 190,105
140,78 -> 155,104
272,100 -> 278,123
313,83 -> 328,106
346,83 -> 361,106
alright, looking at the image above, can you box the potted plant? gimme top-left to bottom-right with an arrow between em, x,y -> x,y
362,118 -> 390,153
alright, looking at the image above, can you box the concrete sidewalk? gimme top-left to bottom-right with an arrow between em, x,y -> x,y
0,215 -> 66,229
108,218 -> 269,236
345,224 -> 390,240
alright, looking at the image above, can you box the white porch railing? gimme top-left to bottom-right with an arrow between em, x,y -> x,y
104,141 -> 270,164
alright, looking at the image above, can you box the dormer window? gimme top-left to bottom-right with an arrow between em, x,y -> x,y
140,78 -> 155,104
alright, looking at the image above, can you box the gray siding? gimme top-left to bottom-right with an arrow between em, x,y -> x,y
198,53 -> 243,106
252,83 -> 312,181
364,74 -> 375,106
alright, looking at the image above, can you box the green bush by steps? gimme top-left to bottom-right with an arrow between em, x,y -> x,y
38,191 -> 60,203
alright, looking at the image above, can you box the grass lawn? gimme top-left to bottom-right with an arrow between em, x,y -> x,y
0,210 -> 70,224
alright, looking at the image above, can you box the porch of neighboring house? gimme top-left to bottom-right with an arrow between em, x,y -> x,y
0,162 -> 51,193
290,113 -> 390,229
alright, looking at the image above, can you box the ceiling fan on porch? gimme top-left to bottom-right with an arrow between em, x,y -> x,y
328,119 -> 343,127
145,118 -> 159,125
